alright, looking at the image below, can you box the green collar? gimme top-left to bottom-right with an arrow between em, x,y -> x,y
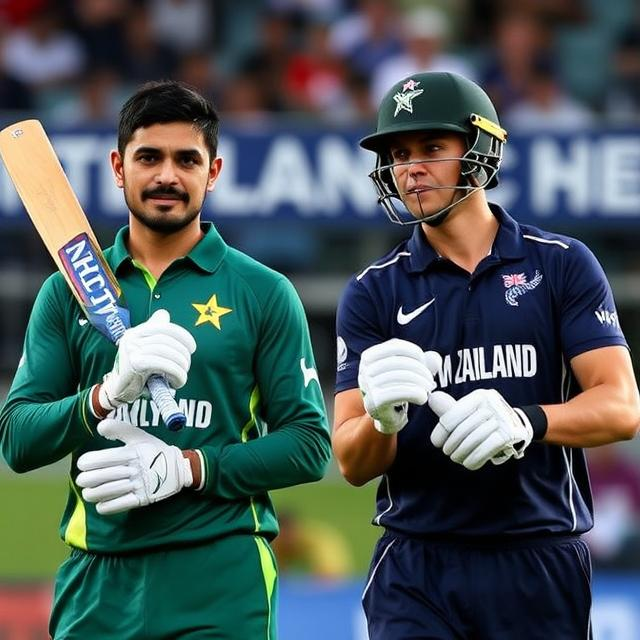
108,222 -> 228,276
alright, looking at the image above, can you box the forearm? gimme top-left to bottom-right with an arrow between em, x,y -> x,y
542,383 -> 640,447
196,424 -> 331,499
332,413 -> 397,486
0,389 -> 96,472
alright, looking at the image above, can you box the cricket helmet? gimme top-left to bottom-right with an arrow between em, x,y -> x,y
360,71 -> 507,226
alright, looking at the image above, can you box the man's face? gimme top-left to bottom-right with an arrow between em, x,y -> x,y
111,122 -> 221,233
388,132 -> 467,220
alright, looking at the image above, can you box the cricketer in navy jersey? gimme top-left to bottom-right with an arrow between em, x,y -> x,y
337,204 -> 625,537
333,71 -> 640,639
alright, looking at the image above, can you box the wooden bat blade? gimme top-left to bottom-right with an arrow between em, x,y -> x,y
0,119 -> 118,318
0,120 -> 101,259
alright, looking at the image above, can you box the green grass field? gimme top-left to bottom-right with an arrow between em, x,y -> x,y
0,467 -> 379,579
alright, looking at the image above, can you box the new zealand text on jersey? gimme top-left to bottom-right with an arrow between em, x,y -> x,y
436,344 -> 537,387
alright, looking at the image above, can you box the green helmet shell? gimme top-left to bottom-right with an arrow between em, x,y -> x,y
361,71 -> 507,191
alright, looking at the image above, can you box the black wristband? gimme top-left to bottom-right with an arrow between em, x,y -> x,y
518,405 -> 548,440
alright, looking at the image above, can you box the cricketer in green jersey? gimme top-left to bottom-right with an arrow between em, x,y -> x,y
0,81 -> 331,640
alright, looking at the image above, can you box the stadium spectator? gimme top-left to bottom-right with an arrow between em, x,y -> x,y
173,49 -> 221,106
120,3 -> 178,85
336,68 -> 378,124
283,17 -> 351,115
503,57 -> 595,131
68,0 -> 130,75
604,23 -> 640,123
147,0 -> 213,54
1,6 -> 85,89
479,10 -> 554,115
220,68 -> 272,122
47,66 -> 123,126
370,6 -> 476,105
237,10 -> 295,112
328,0 -> 403,78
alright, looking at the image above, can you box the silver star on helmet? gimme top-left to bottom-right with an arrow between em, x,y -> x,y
393,87 -> 424,117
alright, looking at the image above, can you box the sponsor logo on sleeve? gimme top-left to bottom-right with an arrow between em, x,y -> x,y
300,358 -> 320,388
337,336 -> 348,372
595,306 -> 620,328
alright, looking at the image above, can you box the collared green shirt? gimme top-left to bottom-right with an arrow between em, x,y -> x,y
0,223 -> 331,553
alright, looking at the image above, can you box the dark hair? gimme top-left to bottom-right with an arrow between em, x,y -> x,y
117,80 -> 219,159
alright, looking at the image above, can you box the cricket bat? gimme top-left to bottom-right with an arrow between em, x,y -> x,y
0,119 -> 186,431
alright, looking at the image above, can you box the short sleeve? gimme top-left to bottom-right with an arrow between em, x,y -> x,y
560,240 -> 627,360
335,276 -> 386,393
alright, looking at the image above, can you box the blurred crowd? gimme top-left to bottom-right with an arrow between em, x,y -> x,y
0,0 -> 639,128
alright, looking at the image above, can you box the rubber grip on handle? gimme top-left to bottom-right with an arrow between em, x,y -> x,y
146,374 -> 186,431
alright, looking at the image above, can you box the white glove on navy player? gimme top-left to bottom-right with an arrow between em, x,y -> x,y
358,338 -> 442,435
76,419 -> 193,515
428,389 -> 534,470
99,309 -> 197,412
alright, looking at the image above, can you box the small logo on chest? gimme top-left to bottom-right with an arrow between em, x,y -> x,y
192,294 -> 233,329
396,297 -> 436,325
501,270 -> 543,306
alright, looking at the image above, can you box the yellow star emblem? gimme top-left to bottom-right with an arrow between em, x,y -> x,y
192,294 -> 232,329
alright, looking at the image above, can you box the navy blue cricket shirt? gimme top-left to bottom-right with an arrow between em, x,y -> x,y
336,204 -> 627,537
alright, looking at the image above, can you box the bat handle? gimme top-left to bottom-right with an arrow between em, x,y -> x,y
146,375 -> 186,431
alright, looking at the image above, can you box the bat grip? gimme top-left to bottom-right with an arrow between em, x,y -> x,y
146,375 -> 186,431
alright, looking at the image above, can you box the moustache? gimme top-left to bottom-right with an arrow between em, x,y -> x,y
142,187 -> 189,202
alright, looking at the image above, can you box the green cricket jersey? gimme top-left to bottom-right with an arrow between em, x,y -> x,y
0,223 -> 331,553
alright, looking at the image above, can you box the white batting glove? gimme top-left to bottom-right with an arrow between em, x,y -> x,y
428,389 -> 533,470
98,309 -> 197,411
76,419 -> 193,515
358,339 -> 442,435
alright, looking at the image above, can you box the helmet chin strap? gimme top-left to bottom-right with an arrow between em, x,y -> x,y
421,208 -> 452,227
418,191 -> 462,227
409,180 -> 480,227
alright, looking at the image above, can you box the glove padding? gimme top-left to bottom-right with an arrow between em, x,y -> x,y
76,419 -> 193,515
358,338 -> 441,435
99,309 -> 197,411
428,389 -> 533,470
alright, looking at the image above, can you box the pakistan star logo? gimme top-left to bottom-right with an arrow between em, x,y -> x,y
393,79 -> 424,117
192,294 -> 232,329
